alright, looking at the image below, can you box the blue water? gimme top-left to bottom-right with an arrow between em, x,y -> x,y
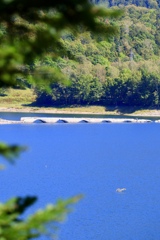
1,119 -> 160,239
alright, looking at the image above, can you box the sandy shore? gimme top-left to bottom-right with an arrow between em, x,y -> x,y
0,106 -> 160,117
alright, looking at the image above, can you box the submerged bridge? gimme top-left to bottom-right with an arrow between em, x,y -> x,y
20,117 -> 152,124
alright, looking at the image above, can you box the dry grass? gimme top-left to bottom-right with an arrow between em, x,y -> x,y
0,88 -> 160,116
0,88 -> 36,109
0,88 -> 109,114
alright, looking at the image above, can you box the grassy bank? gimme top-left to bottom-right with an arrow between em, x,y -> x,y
1,88 -> 160,116
0,88 -> 36,109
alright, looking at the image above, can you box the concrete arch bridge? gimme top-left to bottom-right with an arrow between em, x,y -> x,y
20,117 -> 152,124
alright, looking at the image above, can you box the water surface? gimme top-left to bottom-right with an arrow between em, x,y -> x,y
0,122 -> 160,239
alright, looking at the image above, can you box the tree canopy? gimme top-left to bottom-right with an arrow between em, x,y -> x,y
0,0 -> 121,88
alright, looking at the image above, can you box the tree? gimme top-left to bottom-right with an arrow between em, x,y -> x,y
0,0 -> 121,87
0,1 -> 121,239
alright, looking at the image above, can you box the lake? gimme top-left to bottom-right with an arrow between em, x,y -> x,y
1,113 -> 160,240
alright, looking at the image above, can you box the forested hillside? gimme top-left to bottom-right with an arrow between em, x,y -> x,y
33,1 -> 160,108
8,1 -> 160,108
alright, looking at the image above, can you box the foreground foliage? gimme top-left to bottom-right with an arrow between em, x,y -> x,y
0,195 -> 81,240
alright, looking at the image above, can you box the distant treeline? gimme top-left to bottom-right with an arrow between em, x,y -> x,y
35,66 -> 160,107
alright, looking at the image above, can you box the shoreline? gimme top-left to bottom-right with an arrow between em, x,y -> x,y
0,106 -> 160,117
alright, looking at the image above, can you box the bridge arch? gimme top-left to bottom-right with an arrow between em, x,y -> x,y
102,120 -> 112,123
79,120 -> 89,123
123,120 -> 132,123
33,119 -> 47,123
56,119 -> 68,123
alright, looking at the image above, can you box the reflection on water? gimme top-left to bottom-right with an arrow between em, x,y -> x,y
0,123 -> 160,239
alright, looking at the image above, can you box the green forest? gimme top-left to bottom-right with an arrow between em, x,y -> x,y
3,0 -> 160,108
